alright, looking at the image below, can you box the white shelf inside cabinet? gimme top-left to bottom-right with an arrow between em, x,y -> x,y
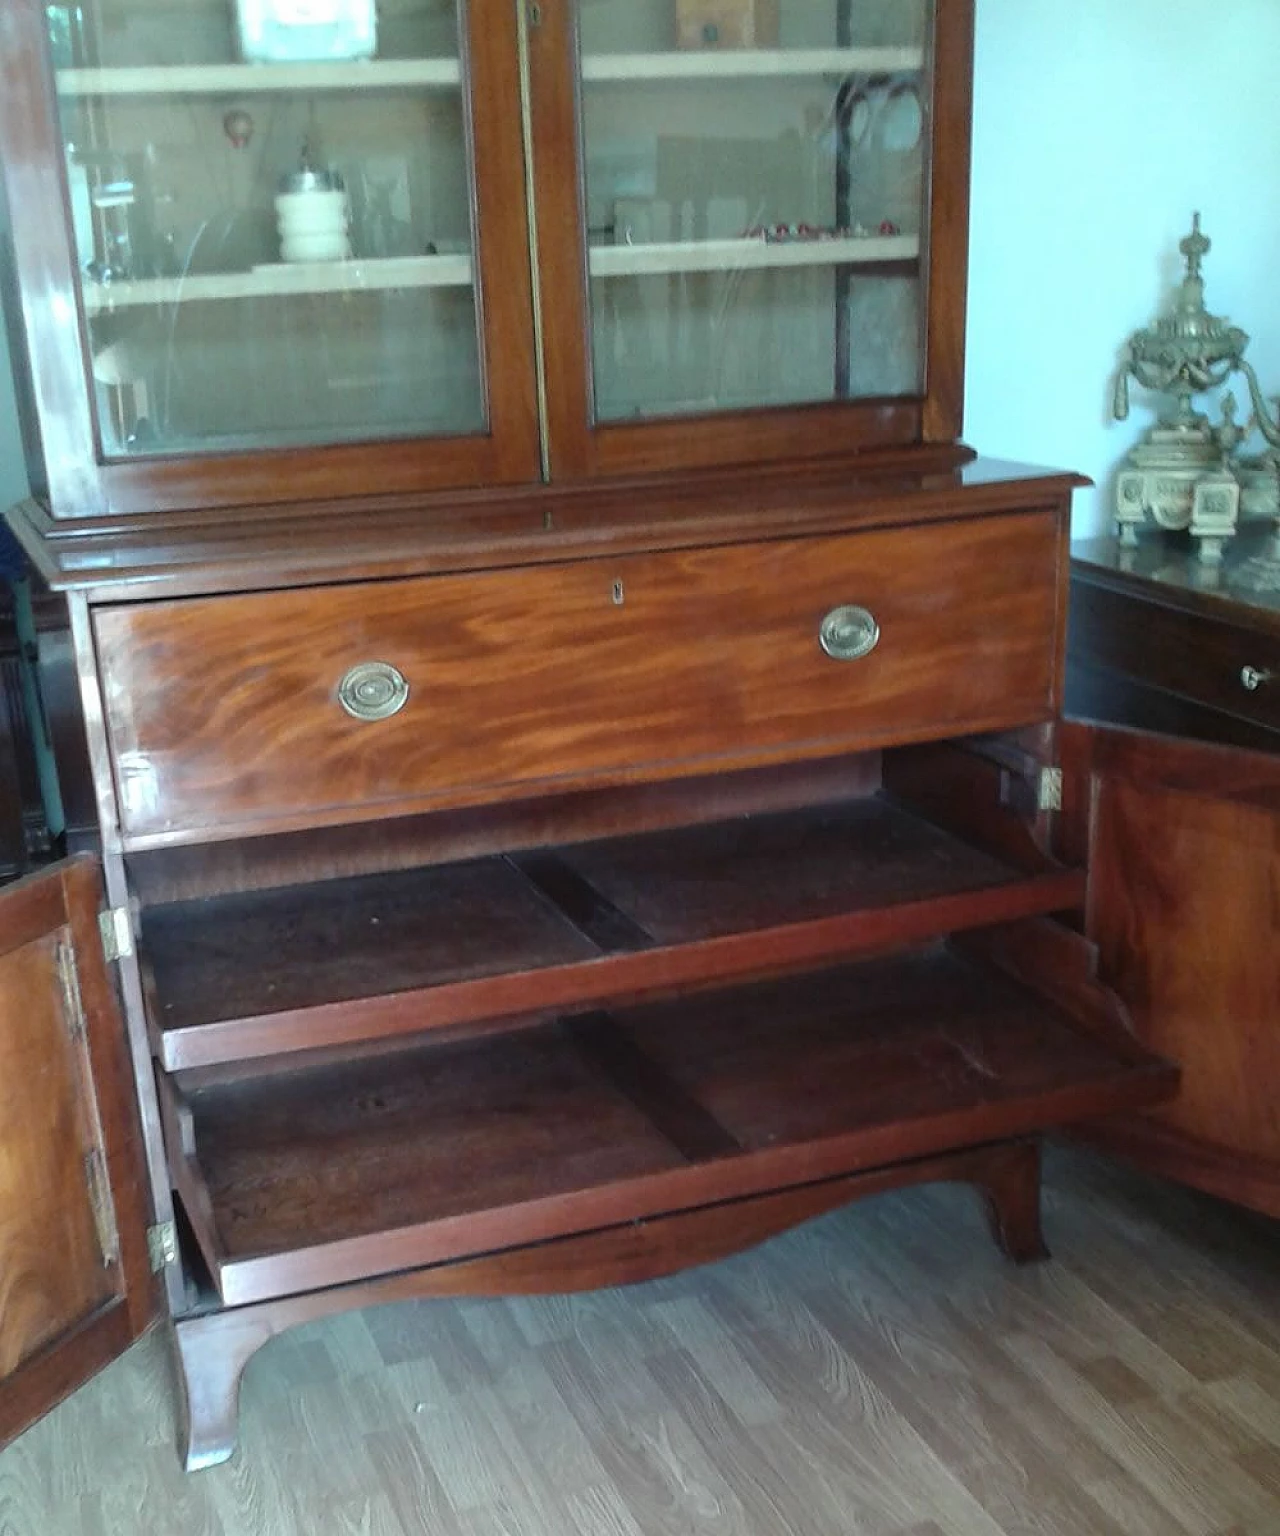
589,233 -> 920,279
80,254 -> 473,314
56,59 -> 461,97
581,47 -> 925,82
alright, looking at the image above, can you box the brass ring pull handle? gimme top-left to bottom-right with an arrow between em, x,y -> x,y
819,605 -> 881,662
338,662 -> 409,721
1241,665 -> 1273,693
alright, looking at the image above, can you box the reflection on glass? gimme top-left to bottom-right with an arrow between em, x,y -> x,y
579,0 -> 928,52
578,0 -> 932,423
50,0 -> 485,459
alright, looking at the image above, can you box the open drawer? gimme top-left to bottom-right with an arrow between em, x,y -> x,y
159,930 -> 1176,1308
140,779 -> 1086,1072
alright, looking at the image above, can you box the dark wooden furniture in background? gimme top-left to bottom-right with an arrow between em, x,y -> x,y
0,580 -> 99,878
0,0 -> 1245,1472
0,592 -> 32,879
1069,528 -> 1280,750
1067,531 -> 1280,1218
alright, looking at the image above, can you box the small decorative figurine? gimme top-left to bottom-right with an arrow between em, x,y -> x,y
222,109 -> 255,151
1112,215 -> 1280,563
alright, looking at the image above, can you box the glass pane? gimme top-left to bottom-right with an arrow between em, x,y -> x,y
577,0 -> 932,424
48,0 -> 485,459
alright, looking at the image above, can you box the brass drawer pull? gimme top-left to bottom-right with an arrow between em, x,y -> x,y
1241,665 -> 1272,693
819,605 -> 881,662
338,662 -> 409,721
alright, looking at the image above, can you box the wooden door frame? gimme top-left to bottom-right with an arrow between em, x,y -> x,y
0,858 -> 157,1449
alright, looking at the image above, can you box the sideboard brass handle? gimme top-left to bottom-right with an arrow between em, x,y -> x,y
819,605 -> 881,662
338,662 -> 409,721
1241,665 -> 1272,693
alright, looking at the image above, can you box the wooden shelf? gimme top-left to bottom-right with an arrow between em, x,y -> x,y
146,797 -> 1086,1073
589,234 -> 919,279
55,59 -> 462,97
80,255 -> 473,315
170,949 -> 1176,1306
581,47 -> 926,82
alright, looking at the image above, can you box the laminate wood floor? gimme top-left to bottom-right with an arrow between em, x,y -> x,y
3,1146 -> 1278,1536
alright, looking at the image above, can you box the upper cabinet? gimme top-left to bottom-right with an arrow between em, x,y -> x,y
0,0 -> 972,518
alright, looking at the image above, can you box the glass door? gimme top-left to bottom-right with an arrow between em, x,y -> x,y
529,0 -> 966,480
32,0 -> 540,511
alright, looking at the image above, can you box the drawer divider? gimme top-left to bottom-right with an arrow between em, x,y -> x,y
505,851 -> 656,954
560,1010 -> 742,1163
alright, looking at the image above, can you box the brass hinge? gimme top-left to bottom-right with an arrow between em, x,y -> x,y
1038,767 -> 1064,813
99,906 -> 134,963
147,1220 -> 178,1272
57,942 -> 122,1267
83,1148 -> 121,1267
56,937 -> 87,1042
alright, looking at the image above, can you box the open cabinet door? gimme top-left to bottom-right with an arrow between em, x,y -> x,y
1060,721 -> 1280,1217
0,858 -> 156,1448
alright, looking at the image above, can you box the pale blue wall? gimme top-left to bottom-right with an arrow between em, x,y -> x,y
3,0 -> 1279,533
966,0 -> 1280,535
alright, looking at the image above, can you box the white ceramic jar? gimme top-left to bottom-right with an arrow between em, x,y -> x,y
275,168 -> 350,263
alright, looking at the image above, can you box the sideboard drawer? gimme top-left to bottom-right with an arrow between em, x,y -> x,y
94,511 -> 1061,843
1070,580 -> 1280,735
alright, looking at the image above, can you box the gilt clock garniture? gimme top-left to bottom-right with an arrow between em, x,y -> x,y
13,0 -> 1256,1470
1112,214 -> 1280,567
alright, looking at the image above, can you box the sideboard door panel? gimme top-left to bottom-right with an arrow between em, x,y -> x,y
1062,722 -> 1280,1216
0,858 -> 156,1450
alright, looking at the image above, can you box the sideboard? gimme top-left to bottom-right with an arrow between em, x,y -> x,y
1067,529 -> 1280,1219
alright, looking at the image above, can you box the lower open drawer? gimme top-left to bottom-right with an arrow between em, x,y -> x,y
162,937 -> 1177,1308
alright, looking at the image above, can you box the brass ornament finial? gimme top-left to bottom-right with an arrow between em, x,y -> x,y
1180,211 -> 1210,279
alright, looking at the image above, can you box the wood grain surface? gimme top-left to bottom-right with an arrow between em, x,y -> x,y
2,1146 -> 1278,1533
1070,578 -> 1280,736
145,794 -> 1085,1072
1068,657 -> 1280,754
125,753 -> 884,905
168,948 -> 1173,1308
11,459 -> 1078,602
553,795 -> 1030,942
0,860 -> 155,1450
0,932 -> 113,1379
1054,718 -> 1280,1217
1065,555 -> 1280,1219
94,512 -> 1060,845
164,1140 -> 1048,1470
1071,528 -> 1280,639
1086,773 -> 1280,1215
